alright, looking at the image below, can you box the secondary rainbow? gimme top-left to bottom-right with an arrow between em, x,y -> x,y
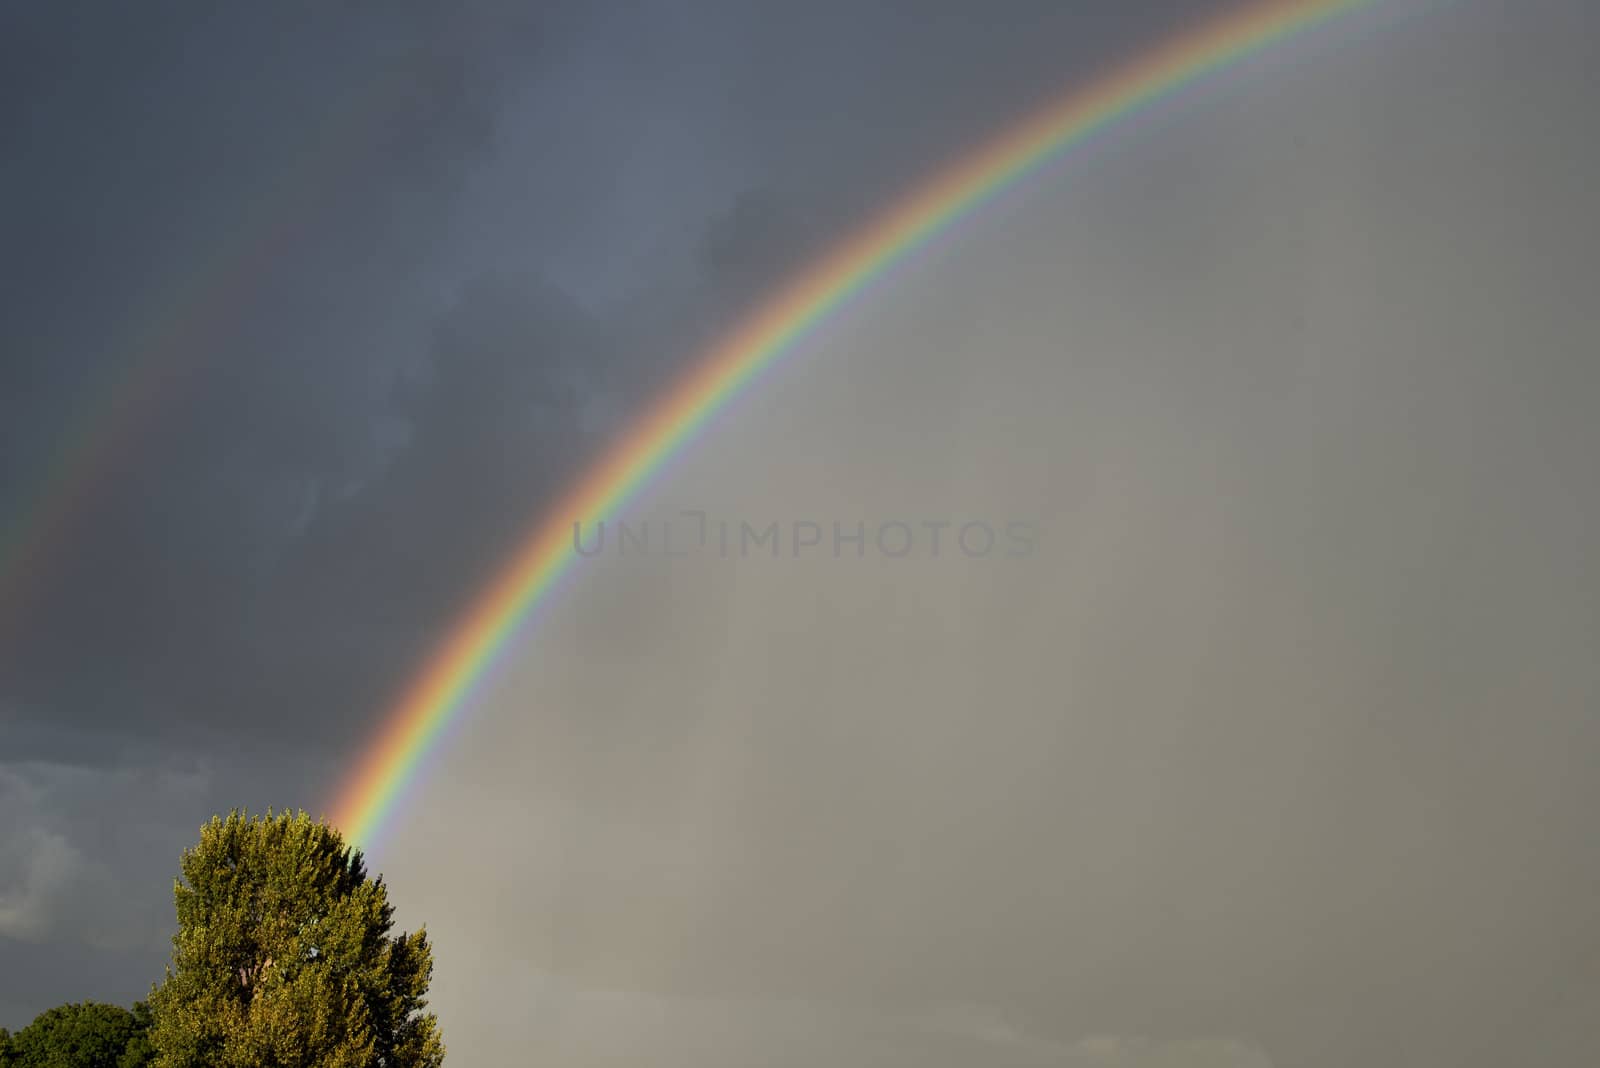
331,0 -> 1384,849
0,68 -> 412,634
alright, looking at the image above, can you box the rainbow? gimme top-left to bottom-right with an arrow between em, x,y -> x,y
331,0 -> 1390,849
0,67 -> 410,635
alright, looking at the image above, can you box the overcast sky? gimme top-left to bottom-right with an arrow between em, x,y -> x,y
3,1 -> 1598,1065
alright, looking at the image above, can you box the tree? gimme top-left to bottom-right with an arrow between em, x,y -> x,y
0,1001 -> 153,1068
116,1007 -> 153,1068
146,810 -> 444,1068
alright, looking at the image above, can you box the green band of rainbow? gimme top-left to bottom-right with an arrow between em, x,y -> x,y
331,0 -> 1383,849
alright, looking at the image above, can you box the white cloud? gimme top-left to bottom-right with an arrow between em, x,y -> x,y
0,826 -> 87,942
0,757 -> 213,952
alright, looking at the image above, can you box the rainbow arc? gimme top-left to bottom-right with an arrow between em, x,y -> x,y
330,0 -> 1384,850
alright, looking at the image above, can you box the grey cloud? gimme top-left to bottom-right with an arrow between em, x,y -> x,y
0,1 -> 589,725
0,757 -> 208,951
0,0 -> 603,1024
371,4 -> 1600,1066
0,826 -> 82,945
4,2 -> 1598,1066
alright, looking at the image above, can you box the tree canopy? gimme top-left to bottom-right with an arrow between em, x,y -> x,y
145,810 -> 444,1068
0,1001 -> 153,1068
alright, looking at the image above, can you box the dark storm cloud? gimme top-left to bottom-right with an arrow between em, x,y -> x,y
2,0 -> 1220,750
0,0 -> 585,730
0,0 -> 1416,1040
374,4 -> 1599,1068
3,3 -> 1235,1025
0,0 -> 1203,984
10,2 -> 1596,1065
0,0 -> 598,1020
